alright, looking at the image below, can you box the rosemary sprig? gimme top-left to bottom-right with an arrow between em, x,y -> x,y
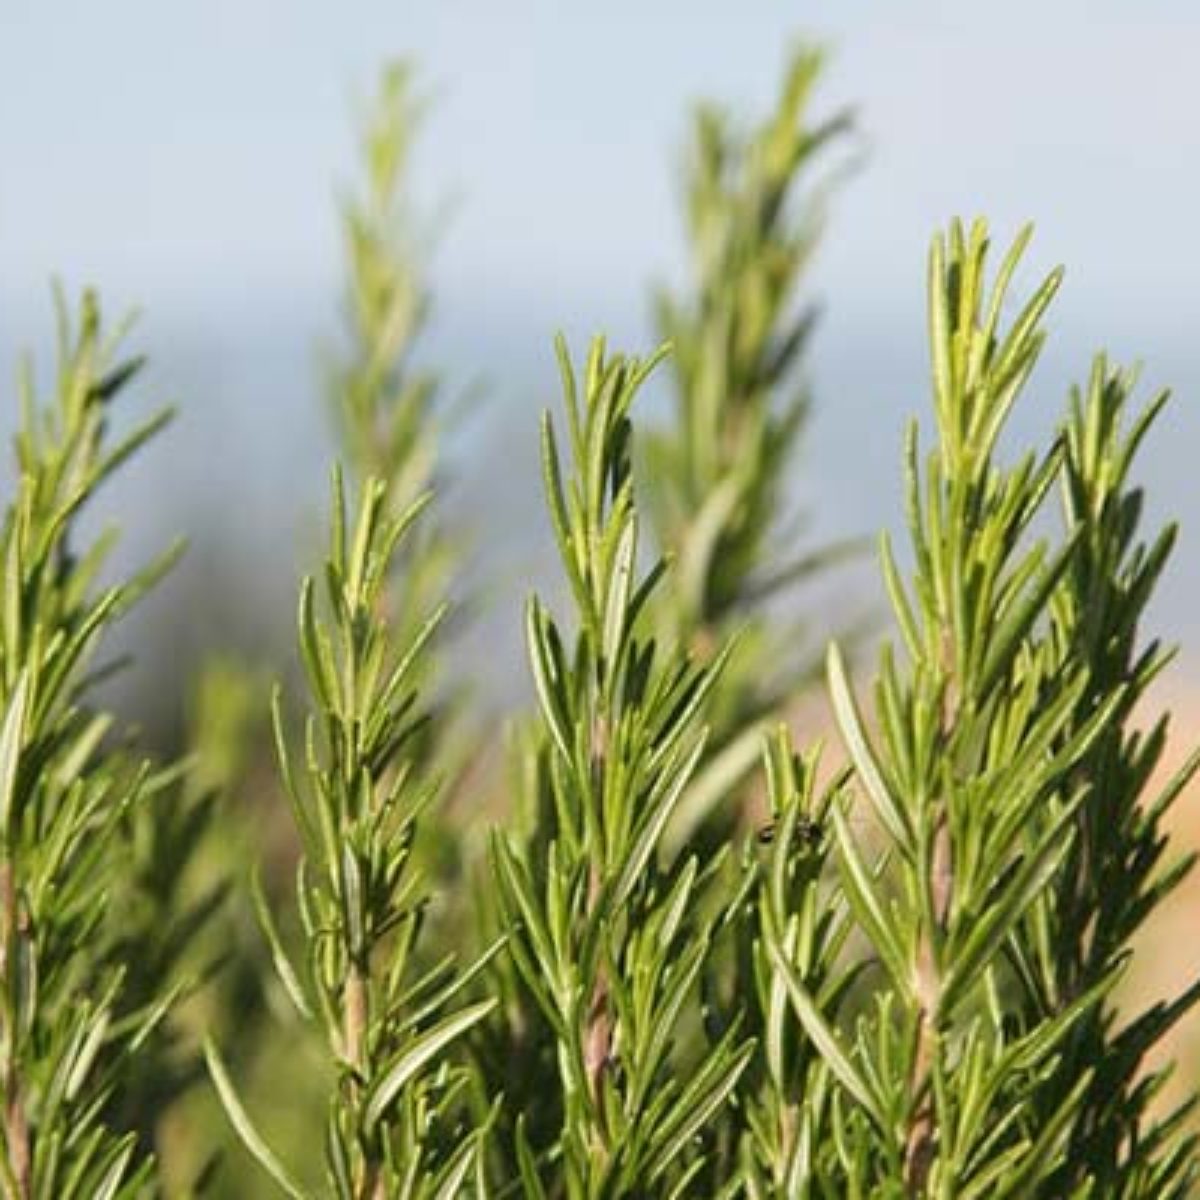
491,337 -> 754,1196
0,290 -> 182,1195
206,471 -> 495,1198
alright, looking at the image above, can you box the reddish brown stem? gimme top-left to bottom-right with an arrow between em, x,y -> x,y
345,964 -> 380,1200
583,860 -> 612,1168
0,862 -> 30,1197
904,813 -> 952,1195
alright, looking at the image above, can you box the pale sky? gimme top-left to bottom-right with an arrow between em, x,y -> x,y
1,3 -> 1198,695
3,3 -> 1199,328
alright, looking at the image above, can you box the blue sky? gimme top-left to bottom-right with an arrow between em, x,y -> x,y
3,2 -> 1198,328
2,3 -> 1198,694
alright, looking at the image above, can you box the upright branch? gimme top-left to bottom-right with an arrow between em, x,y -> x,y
1013,359 -> 1200,1195
328,61 -> 461,670
778,220 -> 1186,1194
324,68 -> 484,962
0,290 -> 180,1195
646,47 -> 856,846
206,473 -> 495,1200
491,338 -> 753,1197
742,729 -> 855,1196
332,61 -> 437,515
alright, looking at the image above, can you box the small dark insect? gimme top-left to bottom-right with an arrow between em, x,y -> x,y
757,815 -> 823,848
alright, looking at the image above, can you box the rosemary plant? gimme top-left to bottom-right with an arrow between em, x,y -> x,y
328,61 -> 461,677
784,220 -> 1200,1194
327,60 -> 478,914
740,729 -> 851,1196
490,337 -> 753,1196
1013,354 -> 1200,1194
331,62 -> 433,504
9,39 -> 1200,1199
0,290 -> 180,1195
148,658 -> 269,1196
108,713 -> 228,1180
646,46 -> 856,848
205,472 -> 496,1198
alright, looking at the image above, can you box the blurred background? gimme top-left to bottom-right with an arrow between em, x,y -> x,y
2,1 -> 1198,723
2,0 -> 1199,1184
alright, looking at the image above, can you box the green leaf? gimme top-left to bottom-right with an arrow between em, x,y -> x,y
250,867 -> 313,1021
431,1132 -> 482,1200
764,922 -> 887,1132
363,999 -> 497,1131
611,732 -> 707,909
826,643 -> 911,852
205,1039 -> 309,1200
601,515 -> 639,669
0,672 -> 29,843
514,1116 -> 548,1200
665,719 -> 767,854
526,600 -> 573,764
645,1032 -> 756,1182
89,1140 -> 136,1200
831,805 -> 906,991
941,784 -> 1083,1017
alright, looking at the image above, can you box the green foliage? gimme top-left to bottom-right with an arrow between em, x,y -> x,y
327,59 -> 476,905
331,60 -> 436,511
329,60 -> 461,675
740,730 -> 851,1196
491,338 -> 753,1196
206,472 -> 495,1197
803,220 -> 1200,1195
646,47 -> 858,850
0,290 -> 180,1195
1018,355 -> 1200,1194
4,41 -> 1200,1200
148,657 -> 273,1197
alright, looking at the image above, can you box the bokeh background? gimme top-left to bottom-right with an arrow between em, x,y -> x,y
2,0 -> 1199,1177
3,2 -> 1198,708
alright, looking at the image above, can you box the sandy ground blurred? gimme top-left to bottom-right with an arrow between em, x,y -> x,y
1125,678 -> 1200,1119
